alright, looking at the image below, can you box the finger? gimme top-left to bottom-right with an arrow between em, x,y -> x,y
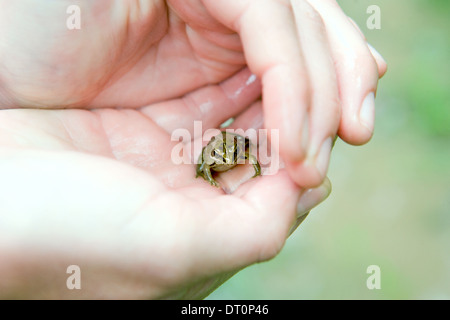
227,100 -> 263,132
189,170 -> 331,275
288,176 -> 331,235
367,43 -> 387,78
189,170 -> 299,274
346,17 -> 387,78
140,68 -> 261,137
284,0 -> 341,187
238,173 -> 331,258
204,0 -> 312,163
308,0 -> 381,145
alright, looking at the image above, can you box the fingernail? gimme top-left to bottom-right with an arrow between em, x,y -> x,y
297,177 -> 332,218
367,43 -> 387,67
359,92 -> 375,132
288,212 -> 310,236
289,179 -> 332,236
315,137 -> 332,180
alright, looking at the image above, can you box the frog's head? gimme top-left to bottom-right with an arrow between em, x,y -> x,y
223,134 -> 247,165
203,133 -> 244,166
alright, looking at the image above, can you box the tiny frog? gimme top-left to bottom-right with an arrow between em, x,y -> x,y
196,132 -> 261,187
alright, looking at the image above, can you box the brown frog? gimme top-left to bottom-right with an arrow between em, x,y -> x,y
196,132 -> 261,187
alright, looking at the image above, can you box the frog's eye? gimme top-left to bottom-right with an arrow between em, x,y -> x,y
212,149 -> 224,158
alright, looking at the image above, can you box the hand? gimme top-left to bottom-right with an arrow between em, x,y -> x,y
0,69 -> 331,299
0,0 -> 386,188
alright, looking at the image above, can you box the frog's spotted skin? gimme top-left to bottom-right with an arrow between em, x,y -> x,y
196,132 -> 261,187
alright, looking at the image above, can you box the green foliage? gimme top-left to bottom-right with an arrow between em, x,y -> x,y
400,24 -> 450,137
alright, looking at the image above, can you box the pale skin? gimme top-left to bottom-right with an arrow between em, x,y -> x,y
0,0 -> 386,299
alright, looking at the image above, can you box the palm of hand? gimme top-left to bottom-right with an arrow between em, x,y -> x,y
0,0 -> 242,109
0,1 -> 331,299
0,78 -> 302,299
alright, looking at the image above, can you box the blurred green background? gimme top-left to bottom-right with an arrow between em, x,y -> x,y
209,0 -> 450,299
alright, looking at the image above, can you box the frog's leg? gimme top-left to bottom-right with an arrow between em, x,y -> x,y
204,166 -> 220,187
195,163 -> 219,187
196,161 -> 205,178
196,151 -> 220,187
245,153 -> 261,178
